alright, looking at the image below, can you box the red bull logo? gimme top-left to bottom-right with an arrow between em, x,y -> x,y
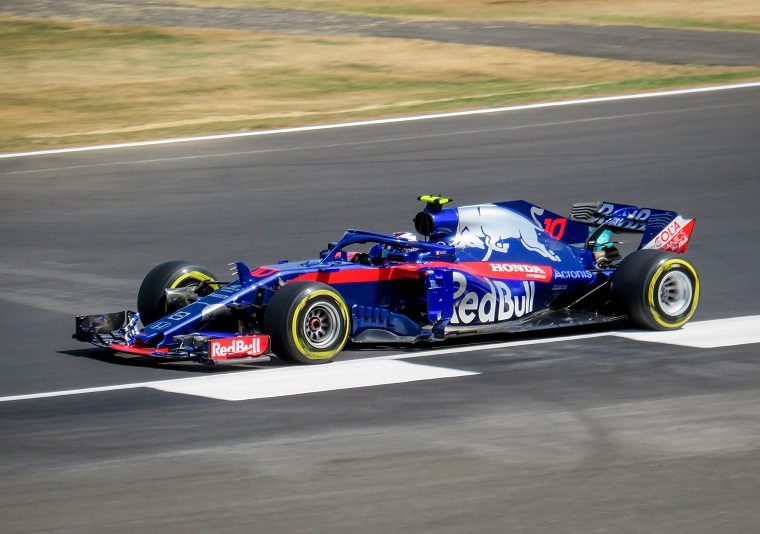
450,271 -> 535,324
453,204 -> 560,262
209,335 -> 269,360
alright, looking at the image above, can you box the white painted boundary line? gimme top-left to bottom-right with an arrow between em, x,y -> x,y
151,360 -> 477,401
0,382 -> 147,402
2,315 -> 759,403
616,315 -> 760,348
2,81 -> 759,159
377,332 -> 609,360
4,103 -> 738,176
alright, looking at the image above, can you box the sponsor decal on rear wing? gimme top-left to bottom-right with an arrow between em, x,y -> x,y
640,215 -> 696,254
570,201 -> 695,253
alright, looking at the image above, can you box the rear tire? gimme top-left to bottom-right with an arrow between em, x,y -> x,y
263,282 -> 350,364
137,260 -> 218,326
611,250 -> 699,331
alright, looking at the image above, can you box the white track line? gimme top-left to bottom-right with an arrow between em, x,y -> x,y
377,332 -> 609,361
151,360 -> 477,401
2,81 -> 759,160
0,382 -> 148,402
2,315 -> 759,403
0,332 -> 604,403
616,315 -> 760,348
4,103 -> 739,176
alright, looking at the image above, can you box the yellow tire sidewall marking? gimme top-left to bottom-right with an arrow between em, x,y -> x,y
166,271 -> 220,314
647,258 -> 700,329
170,271 -> 219,291
290,289 -> 349,360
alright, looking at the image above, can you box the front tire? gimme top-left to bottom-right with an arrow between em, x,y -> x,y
611,250 -> 699,331
263,282 -> 350,364
137,260 -> 218,326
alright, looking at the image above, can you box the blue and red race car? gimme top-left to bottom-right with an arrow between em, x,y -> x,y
74,196 -> 699,364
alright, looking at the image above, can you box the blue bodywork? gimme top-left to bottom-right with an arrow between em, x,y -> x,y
75,198 -> 694,361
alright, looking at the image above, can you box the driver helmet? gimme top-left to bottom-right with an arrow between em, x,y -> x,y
368,231 -> 418,263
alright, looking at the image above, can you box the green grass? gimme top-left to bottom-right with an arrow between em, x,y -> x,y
1,16 -> 758,152
0,19 -> 195,53
6,69 -> 758,152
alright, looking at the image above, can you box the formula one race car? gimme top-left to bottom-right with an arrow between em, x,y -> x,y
74,196 -> 699,365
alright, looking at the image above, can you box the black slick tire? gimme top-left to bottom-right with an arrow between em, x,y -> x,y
137,260 -> 217,326
263,282 -> 350,364
611,250 -> 699,331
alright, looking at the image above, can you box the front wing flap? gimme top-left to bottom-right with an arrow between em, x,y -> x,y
74,311 -> 138,345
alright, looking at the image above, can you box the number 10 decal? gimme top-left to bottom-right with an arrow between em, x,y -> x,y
543,218 -> 566,239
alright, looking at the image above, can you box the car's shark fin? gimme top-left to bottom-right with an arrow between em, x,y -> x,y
230,260 -> 254,286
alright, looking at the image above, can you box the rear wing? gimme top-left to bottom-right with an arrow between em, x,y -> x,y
570,201 -> 695,253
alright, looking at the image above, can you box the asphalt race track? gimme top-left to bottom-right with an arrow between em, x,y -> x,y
2,86 -> 760,532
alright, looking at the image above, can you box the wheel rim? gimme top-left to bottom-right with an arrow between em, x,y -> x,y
301,301 -> 342,349
658,270 -> 693,317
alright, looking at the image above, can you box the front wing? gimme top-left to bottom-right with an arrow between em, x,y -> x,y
74,311 -> 271,364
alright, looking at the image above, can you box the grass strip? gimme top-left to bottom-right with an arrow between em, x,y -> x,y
1,17 -> 758,151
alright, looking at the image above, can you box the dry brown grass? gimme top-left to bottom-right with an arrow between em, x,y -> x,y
1,16 -> 757,151
174,0 -> 760,31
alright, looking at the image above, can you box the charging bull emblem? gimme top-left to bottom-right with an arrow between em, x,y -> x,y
452,204 -> 560,262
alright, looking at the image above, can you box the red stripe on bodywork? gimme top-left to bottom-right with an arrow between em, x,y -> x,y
456,262 -> 553,282
292,266 -> 422,284
109,343 -> 169,356
250,267 -> 280,278
290,261 -> 553,285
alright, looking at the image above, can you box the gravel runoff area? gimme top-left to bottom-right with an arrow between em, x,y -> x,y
3,0 -> 760,66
